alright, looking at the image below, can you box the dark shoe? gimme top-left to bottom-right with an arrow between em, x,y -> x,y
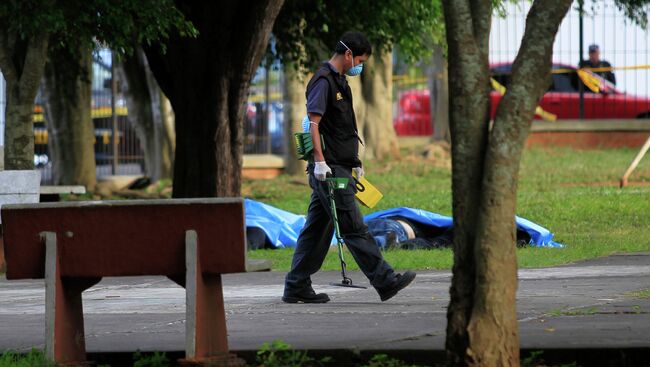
378,271 -> 416,302
282,289 -> 330,304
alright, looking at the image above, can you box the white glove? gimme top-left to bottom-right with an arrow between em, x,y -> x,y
353,166 -> 364,178
314,161 -> 332,181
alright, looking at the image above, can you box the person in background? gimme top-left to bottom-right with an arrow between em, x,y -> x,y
579,44 -> 616,85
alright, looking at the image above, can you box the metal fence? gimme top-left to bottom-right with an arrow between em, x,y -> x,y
245,63 -> 286,156
33,49 -> 144,184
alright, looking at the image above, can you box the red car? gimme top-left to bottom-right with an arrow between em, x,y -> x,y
491,62 -> 650,120
393,89 -> 432,136
394,63 -> 650,136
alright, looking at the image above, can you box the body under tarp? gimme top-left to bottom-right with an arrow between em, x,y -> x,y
244,199 -> 562,249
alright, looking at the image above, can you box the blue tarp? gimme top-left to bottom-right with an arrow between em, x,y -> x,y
244,199 -> 306,248
244,199 -> 563,248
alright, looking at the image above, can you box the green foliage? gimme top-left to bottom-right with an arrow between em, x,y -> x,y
255,340 -> 332,367
612,0 -> 650,29
0,349 -> 54,367
0,0 -> 196,56
0,1 -> 61,40
521,350 -> 545,367
272,0 -> 445,70
360,354 -> 423,367
132,351 -> 171,367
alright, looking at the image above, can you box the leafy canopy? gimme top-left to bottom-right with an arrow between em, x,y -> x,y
272,0 -> 444,70
0,0 -> 196,56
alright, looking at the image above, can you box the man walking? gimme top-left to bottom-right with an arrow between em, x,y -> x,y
283,31 -> 416,304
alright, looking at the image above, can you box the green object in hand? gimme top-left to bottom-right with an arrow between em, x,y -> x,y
326,177 -> 349,190
293,132 -> 325,161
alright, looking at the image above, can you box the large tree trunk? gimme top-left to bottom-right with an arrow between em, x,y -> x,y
443,1 -> 572,366
430,44 -> 450,142
359,49 -> 399,160
443,1 -> 493,363
283,63 -> 308,175
42,45 -> 96,190
118,48 -> 175,181
0,30 -> 49,170
144,1 -> 284,198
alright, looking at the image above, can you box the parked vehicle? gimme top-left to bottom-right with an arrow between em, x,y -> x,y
393,89 -> 432,136
491,62 -> 650,119
393,62 -> 650,136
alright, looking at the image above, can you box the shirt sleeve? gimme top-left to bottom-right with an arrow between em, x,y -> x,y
306,78 -> 329,116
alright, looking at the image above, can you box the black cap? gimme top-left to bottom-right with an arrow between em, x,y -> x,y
588,44 -> 599,53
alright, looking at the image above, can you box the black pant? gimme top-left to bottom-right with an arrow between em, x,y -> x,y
284,165 -> 397,295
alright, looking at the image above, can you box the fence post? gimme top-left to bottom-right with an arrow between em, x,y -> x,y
578,0 -> 585,120
111,51 -> 119,175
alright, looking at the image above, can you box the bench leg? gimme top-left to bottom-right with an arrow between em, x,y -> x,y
182,230 -> 245,367
43,232 -> 100,365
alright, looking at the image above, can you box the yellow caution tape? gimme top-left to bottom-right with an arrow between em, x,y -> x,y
552,64 -> 650,74
576,69 -> 601,93
490,78 -> 557,122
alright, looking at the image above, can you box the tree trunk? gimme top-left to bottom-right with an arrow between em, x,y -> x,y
442,1 -> 572,366
283,63 -> 308,175
360,49 -> 399,160
0,30 -> 49,170
118,48 -> 175,181
443,1 -> 493,364
158,92 -> 175,180
42,45 -> 97,190
430,44 -> 450,142
348,76 -> 365,157
144,0 -> 284,198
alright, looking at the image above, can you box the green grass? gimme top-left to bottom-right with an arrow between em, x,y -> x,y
0,349 -> 54,367
627,288 -> 650,299
246,146 -> 650,271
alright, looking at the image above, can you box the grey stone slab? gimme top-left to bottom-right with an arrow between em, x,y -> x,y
0,170 -> 41,223
39,186 -> 86,195
0,193 -> 40,206
0,170 -> 40,194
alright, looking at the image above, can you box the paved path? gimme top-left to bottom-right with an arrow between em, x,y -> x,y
1,253 -> 649,355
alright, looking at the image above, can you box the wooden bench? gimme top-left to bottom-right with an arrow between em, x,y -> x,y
2,198 -> 248,366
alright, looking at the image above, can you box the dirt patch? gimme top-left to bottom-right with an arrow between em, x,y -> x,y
404,141 -> 452,169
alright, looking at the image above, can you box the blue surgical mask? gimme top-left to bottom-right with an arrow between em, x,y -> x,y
339,40 -> 363,77
346,63 -> 363,77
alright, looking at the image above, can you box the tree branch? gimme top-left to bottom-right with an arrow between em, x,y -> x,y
469,0 -> 492,57
18,32 -> 49,99
0,27 -> 18,82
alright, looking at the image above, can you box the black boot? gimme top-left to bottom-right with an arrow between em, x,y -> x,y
282,288 -> 330,303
